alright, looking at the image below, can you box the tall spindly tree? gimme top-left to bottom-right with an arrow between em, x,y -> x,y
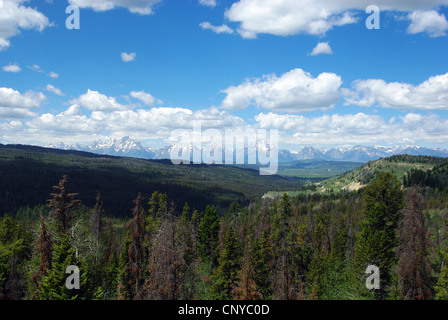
47,175 -> 80,236
397,187 -> 433,300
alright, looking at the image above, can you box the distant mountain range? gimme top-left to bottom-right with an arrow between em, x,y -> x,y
46,136 -> 448,163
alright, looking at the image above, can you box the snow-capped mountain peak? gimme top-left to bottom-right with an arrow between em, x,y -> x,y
46,138 -> 448,163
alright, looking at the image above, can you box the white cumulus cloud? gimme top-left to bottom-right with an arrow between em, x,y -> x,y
343,72 -> 448,110
130,90 -> 162,106
199,0 -> 217,7
254,111 -> 448,147
0,87 -> 46,109
70,89 -> 131,111
0,0 -> 51,50
407,10 -> 448,37
46,85 -> 65,97
0,87 -> 45,119
309,42 -> 333,56
121,52 -> 136,62
2,63 -> 21,73
221,68 -> 342,112
223,0 -> 448,38
48,71 -> 59,78
199,22 -> 234,34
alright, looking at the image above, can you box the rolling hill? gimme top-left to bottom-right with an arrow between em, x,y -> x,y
264,155 -> 448,199
0,144 -> 301,218
317,155 -> 448,193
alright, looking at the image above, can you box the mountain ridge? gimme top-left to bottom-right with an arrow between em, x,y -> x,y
46,136 -> 448,163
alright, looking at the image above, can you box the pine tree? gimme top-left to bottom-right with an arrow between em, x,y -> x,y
355,172 -> 404,299
126,193 -> 147,299
91,193 -> 103,248
211,225 -> 241,300
47,175 -> 80,236
144,201 -> 185,300
117,236 -> 132,300
178,203 -> 199,299
435,263 -> 448,300
434,209 -> 448,299
32,214 -> 52,294
271,193 -> 300,300
0,215 -> 29,300
308,214 -> 331,298
250,229 -> 273,299
233,238 -> 262,300
197,205 -> 220,266
397,187 -> 433,300
181,202 -> 191,223
35,235 -> 92,300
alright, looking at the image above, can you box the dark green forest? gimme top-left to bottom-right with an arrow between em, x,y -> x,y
2,170 -> 448,300
2,146 -> 448,300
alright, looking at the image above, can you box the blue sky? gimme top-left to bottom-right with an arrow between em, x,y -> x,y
1,0 -> 448,150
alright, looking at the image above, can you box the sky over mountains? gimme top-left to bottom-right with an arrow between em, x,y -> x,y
1,0 -> 448,150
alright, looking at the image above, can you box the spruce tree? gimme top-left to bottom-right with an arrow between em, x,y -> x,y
197,205 -> 220,266
127,193 -> 147,299
250,229 -> 273,299
32,214 -> 52,295
355,172 -> 404,298
308,216 -> 330,298
35,235 -> 95,300
233,238 -> 262,300
211,225 -> 241,300
0,215 -> 29,300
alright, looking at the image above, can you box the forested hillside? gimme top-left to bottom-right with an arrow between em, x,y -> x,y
0,144 -> 300,217
1,152 -> 448,300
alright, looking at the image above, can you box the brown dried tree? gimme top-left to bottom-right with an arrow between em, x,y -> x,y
233,239 -> 262,300
144,201 -> 185,300
397,187 -> 433,300
90,193 -> 104,265
46,175 -> 80,235
127,192 -> 146,298
31,213 -> 52,294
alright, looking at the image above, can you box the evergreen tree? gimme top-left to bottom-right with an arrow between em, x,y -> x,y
117,236 -> 132,300
308,215 -> 330,298
250,229 -> 273,299
197,205 -> 220,266
35,235 -> 99,300
435,213 -> 448,299
126,193 -> 147,299
355,172 -> 404,299
31,214 -> 52,295
0,215 -> 29,300
271,193 -> 300,300
211,225 -> 241,300
435,263 -> 448,300
181,202 -> 191,222
90,193 -> 104,255
233,238 -> 262,300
